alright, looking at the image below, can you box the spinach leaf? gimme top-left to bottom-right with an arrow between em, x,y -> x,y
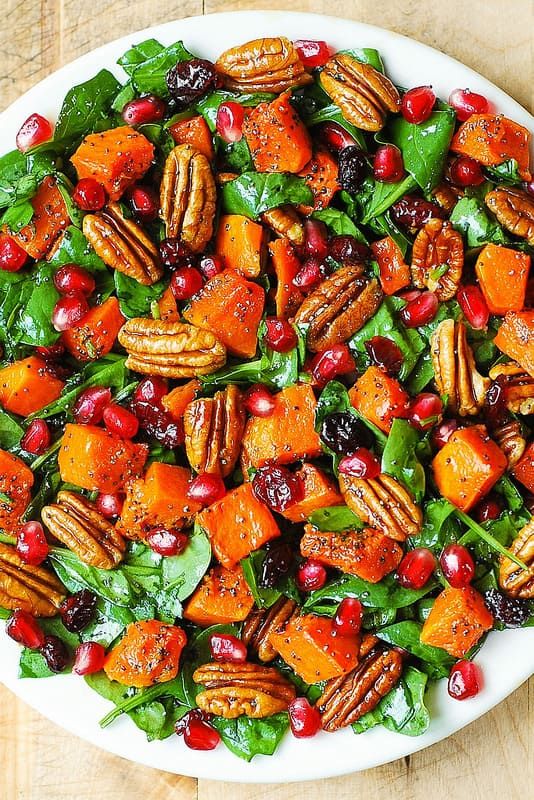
222,137 -> 254,173
358,174 -> 418,223
353,666 -> 429,736
55,69 -> 120,145
0,409 -> 24,450
485,159 -> 521,185
23,467 -> 61,522
48,225 -> 108,271
10,263 -> 60,347
241,550 -> 282,608
196,90 -> 276,131
450,196 -> 508,247
221,173 -> 313,219
312,208 -> 367,242
0,150 -> 56,212
381,419 -> 425,502
212,713 -> 289,761
308,505 -> 363,531
114,271 -> 166,318
377,621 -> 454,678
305,104 -> 366,150
494,475 -> 529,515
118,39 -> 167,74
341,48 -> 384,72
303,572 -> 436,612
1,200 -> 35,232
124,41 -> 194,97
50,548 -> 136,606
415,498 -> 460,552
161,527 -> 211,601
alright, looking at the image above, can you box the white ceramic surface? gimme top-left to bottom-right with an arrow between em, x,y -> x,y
0,11 -> 533,783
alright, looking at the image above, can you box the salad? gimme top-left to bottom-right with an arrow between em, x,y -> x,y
0,33 -> 533,762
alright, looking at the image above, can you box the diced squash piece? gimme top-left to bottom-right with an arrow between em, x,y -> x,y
58,423 -> 148,493
241,384 -> 322,470
513,441 -> 534,493
494,310 -> 534,378
183,269 -> 264,359
451,114 -> 531,178
243,93 -> 312,173
0,357 -> 64,417
13,177 -> 69,259
196,483 -> 280,568
270,614 -> 359,684
0,449 -> 34,533
371,236 -> 411,296
300,525 -> 403,583
169,115 -> 214,160
158,287 -> 180,321
215,214 -> 266,278
62,297 -> 125,361
475,244 -> 530,315
104,620 -> 187,687
282,464 -> 343,523
349,366 -> 409,433
432,425 -> 507,512
420,587 -> 493,658
270,237 -> 304,319
183,565 -> 254,627
298,148 -> 339,212
162,379 -> 201,421
70,126 -> 154,201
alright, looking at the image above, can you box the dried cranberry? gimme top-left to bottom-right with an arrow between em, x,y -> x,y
400,291 -> 438,327
259,541 -> 293,588
390,195 -> 446,232
122,95 -> 166,125
304,218 -> 329,260
209,633 -> 247,663
40,635 -> 70,673
147,527 -> 188,556
397,548 -> 436,589
135,403 -> 183,448
432,418 -> 458,449
296,558 -> 327,591
374,144 -> 404,182
364,336 -> 403,376
448,88 -> 489,121
440,544 -> 475,588
166,59 -> 220,109
484,376 -> 509,426
288,697 -> 322,738
51,293 -> 89,332
319,121 -> 358,152
408,393 -> 443,431
293,257 -> 322,290
54,264 -> 95,296
170,267 -> 203,300
320,412 -> 373,455
252,465 -> 304,512
310,344 -> 356,387
0,234 -> 28,272
72,178 -> 106,211
401,86 -> 435,124
73,641 -> 107,675
73,386 -> 112,425
448,660 -> 482,700
199,255 -> 224,280
133,376 -> 168,410
103,404 -> 139,439
243,384 -> 276,417
263,318 -> 298,352
16,113 -> 53,152
216,101 -> 245,143
474,495 -> 503,523
95,492 -> 124,520
450,156 -> 484,187
484,588 -> 531,627
457,284 -> 490,329
329,235 -> 369,264
21,419 -> 51,455
338,146 -> 368,192
16,521 -> 49,566
187,473 -> 226,506
334,597 -> 363,636
338,447 -> 381,478
59,590 -> 97,633
128,185 -> 159,221
159,238 -> 195,268
175,709 -> 220,750
6,610 -> 45,649
294,39 -> 332,68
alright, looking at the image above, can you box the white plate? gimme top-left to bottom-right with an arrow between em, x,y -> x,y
0,10 -> 533,783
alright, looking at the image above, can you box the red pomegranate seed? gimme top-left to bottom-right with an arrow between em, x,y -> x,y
310,344 -> 356,387
16,521 -> 49,566
304,218 -> 329,260
54,264 -> 95,296
20,419 -> 51,455
457,285 -> 490,330
408,392 -> 443,431
263,317 -> 298,352
133,376 -> 168,411
399,289 -> 421,303
147,527 -> 188,557
72,178 -> 106,211
364,336 -> 403,376
294,39 -> 332,68
450,156 -> 485,187
432,418 -> 458,449
473,495 -> 503,523
397,548 -> 436,589
293,257 -> 322,291
128,185 -> 159,221
51,293 -> 89,332
243,384 -> 276,417
16,113 -> 53,152
176,710 -> 221,750
401,86 -> 436,124
103,404 -> 139,439
6,610 -> 45,649
252,465 -> 305,512
216,101 -> 245,143
199,255 -> 224,280
338,447 -> 381,479
73,641 -> 106,675
448,88 -> 489,122
448,660 -> 482,700
440,544 -> 475,588
170,267 -> 203,300
95,492 -> 124,519
35,343 -> 65,361
209,633 -> 247,663
319,121 -> 357,152
73,386 -> 112,425
122,95 -> 166,125
288,697 -> 322,738
0,234 -> 28,272
296,558 -> 327,591
400,291 -> 439,327
187,473 -> 226,506
373,144 -> 404,183
334,597 -> 363,636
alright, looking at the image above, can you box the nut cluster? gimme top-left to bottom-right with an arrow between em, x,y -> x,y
489,362 -> 534,415
183,384 -> 246,477
215,37 -> 313,93
262,207 -> 304,246
431,319 -> 490,416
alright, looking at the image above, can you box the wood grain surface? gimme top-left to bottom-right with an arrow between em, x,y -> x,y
0,1 -> 532,798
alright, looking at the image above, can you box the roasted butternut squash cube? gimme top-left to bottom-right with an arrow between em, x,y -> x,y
281,464 -> 343,523
513,441 -> 534,493
62,297 -> 125,361
104,620 -> 187,687
215,214 -> 266,278
13,176 -> 69,259
0,357 -> 64,417
0,449 -> 34,533
420,587 -> 493,658
494,310 -> 534,378
183,565 -> 254,627
349,365 -> 409,433
475,244 -> 530,315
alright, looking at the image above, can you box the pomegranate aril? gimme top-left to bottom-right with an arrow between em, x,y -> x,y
334,597 -> 363,636
288,697 -> 322,738
16,113 -> 53,152
40,635 -> 70,673
252,465 -> 304,512
16,521 -> 49,566
0,234 -> 28,272
474,495 -> 503,523
440,544 -> 475,588
448,88 -> 489,122
51,293 -> 89,332
401,86 -> 436,124
450,156 -> 484,187
216,101 -> 245,143
176,710 -> 221,750
187,473 -> 226,506
304,218 -> 329,260
6,610 -> 45,649
72,178 -> 106,211
338,447 -> 381,479
448,660 -> 482,700
329,235 -> 369,265
319,121 -> 357,152
147,526 -> 188,557
199,255 -> 224,280
294,39 -> 332,68
243,384 -> 276,417
397,548 -> 436,589
35,343 -> 65,360
73,386 -> 112,425
170,267 -> 203,300
21,419 -> 51,455
95,493 -> 124,520
122,95 -> 166,125
400,291 -> 438,327
73,641 -> 106,675
159,238 -> 195,268
133,376 -> 168,410
54,264 -> 95,296
364,336 -> 403,376
373,144 -> 404,183
296,558 -> 327,591
59,590 -> 97,633
457,285 -> 490,330
310,344 -> 356,387
432,418 -> 458,449
103,403 -> 139,439
293,257 -> 322,291
408,393 -> 443,431
263,317 -> 298,352
128,185 -> 159,221
209,633 -> 247,663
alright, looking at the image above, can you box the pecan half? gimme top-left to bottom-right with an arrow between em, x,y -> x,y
193,661 -> 296,718
0,543 -> 65,617
42,491 -> 125,569
499,518 -> 534,599
293,265 -> 383,352
216,37 -> 313,93
411,219 -> 464,300
183,385 -> 245,477
492,419 -> 526,468
83,203 -> 162,286
339,472 -> 423,541
262,206 -> 304,246
431,319 -> 490,416
431,183 -> 463,214
242,597 -> 297,662
485,186 -> 534,245
489,362 -> 534,415
320,54 -> 401,132
118,317 -> 226,378
316,634 -> 403,731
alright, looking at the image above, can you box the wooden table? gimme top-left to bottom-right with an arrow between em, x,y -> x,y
1,1 -> 533,797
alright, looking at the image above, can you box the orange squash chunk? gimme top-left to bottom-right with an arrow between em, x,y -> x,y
371,236 -> 411,296
298,148 -> 339,212
513,441 -> 534,493
241,384 -> 322,470
421,587 -> 493,658
12,176 -> 69,259
0,357 -> 64,417
169,115 -> 214,160
196,483 -> 280,568
451,114 -> 531,179
270,614 -> 359,684
162,379 -> 201,421
70,126 -> 154,201
157,286 -> 180,322
62,297 -> 125,361
183,269 -> 264,359
432,425 -> 507,512
58,423 -> 148,493
494,310 -> 534,378
243,93 -> 312,173
349,366 -> 409,433
0,449 -> 34,534
104,620 -> 187,687
183,565 -> 254,627
270,237 -> 304,319
475,244 -> 530,315
215,214 -> 266,278
281,464 -> 343,523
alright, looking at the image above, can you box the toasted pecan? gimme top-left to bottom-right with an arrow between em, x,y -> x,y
499,518 -> 534,599
216,37 -> 312,93
339,472 -> 422,541
183,384 -> 245,477
431,319 -> 490,416
0,543 -> 65,617
411,219 -> 464,300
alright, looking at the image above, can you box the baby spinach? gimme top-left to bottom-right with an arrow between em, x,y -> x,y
415,498 -> 461,552
118,38 -> 168,74
377,621 -> 454,677
341,47 -> 384,72
114,272 -> 166,318
221,172 -> 313,219
455,509 -> 528,569
303,572 -> 437,612
381,419 -> 425,502
196,90 -> 276,131
0,150 -> 56,227
161,527 -> 211,602
241,550 -> 282,609
212,713 -> 289,761
450,196 -> 508,247
50,548 -> 137,607
122,40 -> 194,97
10,263 -> 60,347
485,159 -> 521,184
0,409 -> 24,450
222,137 -> 254,173
308,505 -> 363,531
48,225 -> 107,271
54,69 -> 120,146
358,174 -> 418,223
312,208 -> 367,242
353,666 -> 430,736
19,617 -> 80,679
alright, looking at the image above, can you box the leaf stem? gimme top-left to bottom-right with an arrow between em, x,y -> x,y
454,508 -> 528,570
99,684 -> 168,728
30,439 -> 61,471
